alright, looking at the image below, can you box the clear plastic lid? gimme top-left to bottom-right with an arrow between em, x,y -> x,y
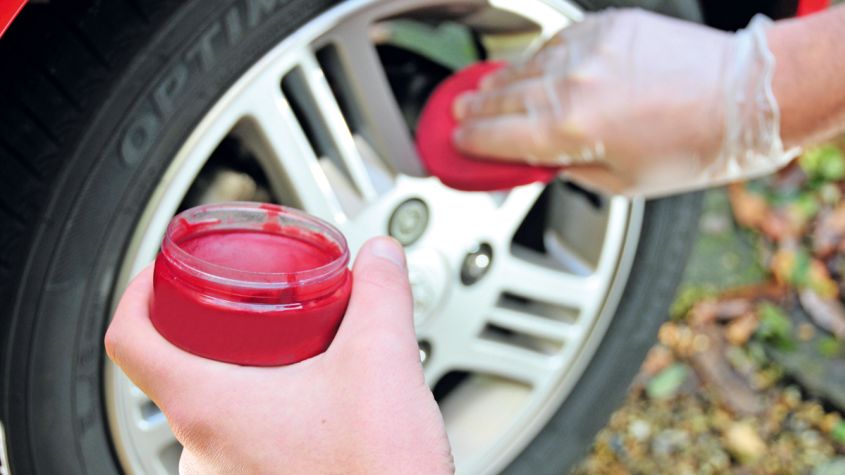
159,202 -> 349,302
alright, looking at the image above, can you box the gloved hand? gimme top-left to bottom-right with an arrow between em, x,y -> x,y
453,9 -> 797,198
105,237 -> 454,475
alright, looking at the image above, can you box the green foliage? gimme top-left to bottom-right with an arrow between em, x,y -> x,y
789,248 -> 812,288
817,336 -> 843,358
832,421 -> 845,444
646,363 -> 688,401
670,285 -> 717,320
756,303 -> 796,351
746,341 -> 769,365
800,144 -> 845,182
383,21 -> 478,70
792,192 -> 821,220
818,182 -> 842,205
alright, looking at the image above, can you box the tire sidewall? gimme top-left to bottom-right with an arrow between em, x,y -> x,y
5,1 -> 338,472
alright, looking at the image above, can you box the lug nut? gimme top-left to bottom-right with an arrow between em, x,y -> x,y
461,243 -> 493,285
419,340 -> 432,364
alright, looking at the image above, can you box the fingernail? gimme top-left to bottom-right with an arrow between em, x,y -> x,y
452,127 -> 466,147
370,237 -> 406,270
452,92 -> 473,120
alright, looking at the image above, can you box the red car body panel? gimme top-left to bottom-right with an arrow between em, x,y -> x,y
798,0 -> 830,15
0,0 -> 831,39
0,0 -> 26,38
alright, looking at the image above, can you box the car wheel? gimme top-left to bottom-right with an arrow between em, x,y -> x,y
0,0 -> 701,473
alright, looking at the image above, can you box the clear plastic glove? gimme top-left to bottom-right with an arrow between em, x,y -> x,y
105,237 -> 454,475
453,9 -> 797,198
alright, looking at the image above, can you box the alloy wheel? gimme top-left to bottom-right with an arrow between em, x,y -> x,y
104,1 -> 644,473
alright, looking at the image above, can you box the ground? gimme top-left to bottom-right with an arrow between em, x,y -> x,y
572,144 -> 845,474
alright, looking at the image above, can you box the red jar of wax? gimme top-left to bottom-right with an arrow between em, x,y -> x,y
150,202 -> 352,366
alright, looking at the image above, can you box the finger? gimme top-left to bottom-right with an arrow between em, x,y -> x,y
562,165 -> 629,196
479,48 -> 559,91
480,60 -> 543,91
329,237 -> 417,363
455,79 -> 552,121
453,114 -> 563,164
104,264 -> 211,404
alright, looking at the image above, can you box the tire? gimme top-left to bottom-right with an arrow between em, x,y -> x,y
0,0 -> 701,473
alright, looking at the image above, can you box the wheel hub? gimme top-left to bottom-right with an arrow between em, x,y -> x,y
407,248 -> 452,326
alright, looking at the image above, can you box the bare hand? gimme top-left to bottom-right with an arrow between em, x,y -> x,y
105,237 -> 454,474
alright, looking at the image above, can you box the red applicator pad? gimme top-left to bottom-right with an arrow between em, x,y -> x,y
416,62 -> 560,192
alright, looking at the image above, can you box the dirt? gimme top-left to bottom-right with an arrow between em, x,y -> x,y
571,142 -> 845,474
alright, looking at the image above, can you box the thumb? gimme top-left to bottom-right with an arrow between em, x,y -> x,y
329,237 -> 417,362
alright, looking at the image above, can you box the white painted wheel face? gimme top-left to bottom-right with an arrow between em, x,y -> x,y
104,1 -> 644,474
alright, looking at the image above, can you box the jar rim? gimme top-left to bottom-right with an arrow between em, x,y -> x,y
161,202 -> 349,290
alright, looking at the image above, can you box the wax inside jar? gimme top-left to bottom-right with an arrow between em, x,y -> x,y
149,203 -> 351,366
178,230 -> 337,274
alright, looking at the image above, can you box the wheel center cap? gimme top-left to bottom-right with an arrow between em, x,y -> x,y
407,248 -> 451,326
389,199 -> 429,246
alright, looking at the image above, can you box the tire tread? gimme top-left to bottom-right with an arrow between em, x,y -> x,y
0,2 -> 180,472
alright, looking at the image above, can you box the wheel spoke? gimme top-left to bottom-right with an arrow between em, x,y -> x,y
138,416 -> 178,455
127,382 -> 179,458
454,339 -> 556,386
327,21 -> 425,177
235,81 -> 346,224
295,53 -> 379,201
487,306 -> 578,342
491,183 -> 545,241
498,252 -> 595,309
424,360 -> 449,388
488,0 -> 578,37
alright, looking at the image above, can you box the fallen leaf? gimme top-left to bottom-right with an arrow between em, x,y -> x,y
799,290 -> 845,339
772,161 -> 809,190
813,204 -> 845,258
760,209 -> 797,241
807,259 -> 840,298
720,282 -> 789,302
821,412 -> 842,433
640,345 -> 675,377
783,193 -> 821,237
770,246 -> 802,287
726,313 -> 760,346
687,299 -> 718,326
658,322 -> 679,348
771,247 -> 838,298
729,184 -> 769,230
689,327 -> 762,415
712,299 -> 756,321
689,298 -> 754,327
